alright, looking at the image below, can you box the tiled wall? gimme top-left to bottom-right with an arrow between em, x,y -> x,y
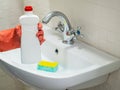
0,0 -> 24,90
49,0 -> 120,90
0,0 -> 23,30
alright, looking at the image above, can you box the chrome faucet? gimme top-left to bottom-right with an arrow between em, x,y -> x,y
42,11 -> 81,44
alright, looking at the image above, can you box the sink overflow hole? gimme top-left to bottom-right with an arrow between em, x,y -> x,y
55,49 -> 59,54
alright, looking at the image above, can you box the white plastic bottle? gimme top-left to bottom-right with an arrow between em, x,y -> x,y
19,6 -> 41,64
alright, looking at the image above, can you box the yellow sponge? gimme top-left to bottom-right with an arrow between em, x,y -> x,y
37,60 -> 58,72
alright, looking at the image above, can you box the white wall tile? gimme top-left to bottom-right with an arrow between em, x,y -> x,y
0,0 -> 23,30
86,0 -> 120,11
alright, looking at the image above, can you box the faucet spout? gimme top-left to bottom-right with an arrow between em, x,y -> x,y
42,11 -> 72,31
42,11 -> 81,44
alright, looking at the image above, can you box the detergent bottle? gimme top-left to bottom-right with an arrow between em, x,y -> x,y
19,6 -> 41,64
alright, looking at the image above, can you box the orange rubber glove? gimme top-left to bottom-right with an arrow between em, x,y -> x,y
0,23 -> 45,52
36,23 -> 45,45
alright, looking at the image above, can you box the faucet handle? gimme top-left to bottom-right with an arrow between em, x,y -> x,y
55,21 -> 64,32
74,26 -> 81,36
66,26 -> 84,40
72,26 -> 81,40
66,26 -> 81,36
74,26 -> 84,38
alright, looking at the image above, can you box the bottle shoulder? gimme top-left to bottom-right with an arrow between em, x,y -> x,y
19,14 -> 39,19
19,15 -> 39,24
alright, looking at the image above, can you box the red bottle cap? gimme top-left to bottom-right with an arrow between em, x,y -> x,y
24,6 -> 33,11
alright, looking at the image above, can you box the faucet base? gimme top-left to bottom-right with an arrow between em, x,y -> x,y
63,40 -> 74,45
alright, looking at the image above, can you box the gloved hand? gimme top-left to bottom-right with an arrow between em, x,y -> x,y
36,23 -> 45,45
0,23 -> 45,52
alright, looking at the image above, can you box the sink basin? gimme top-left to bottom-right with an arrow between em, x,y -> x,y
0,25 -> 120,90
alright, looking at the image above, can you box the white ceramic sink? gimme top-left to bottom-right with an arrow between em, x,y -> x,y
0,26 -> 120,90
